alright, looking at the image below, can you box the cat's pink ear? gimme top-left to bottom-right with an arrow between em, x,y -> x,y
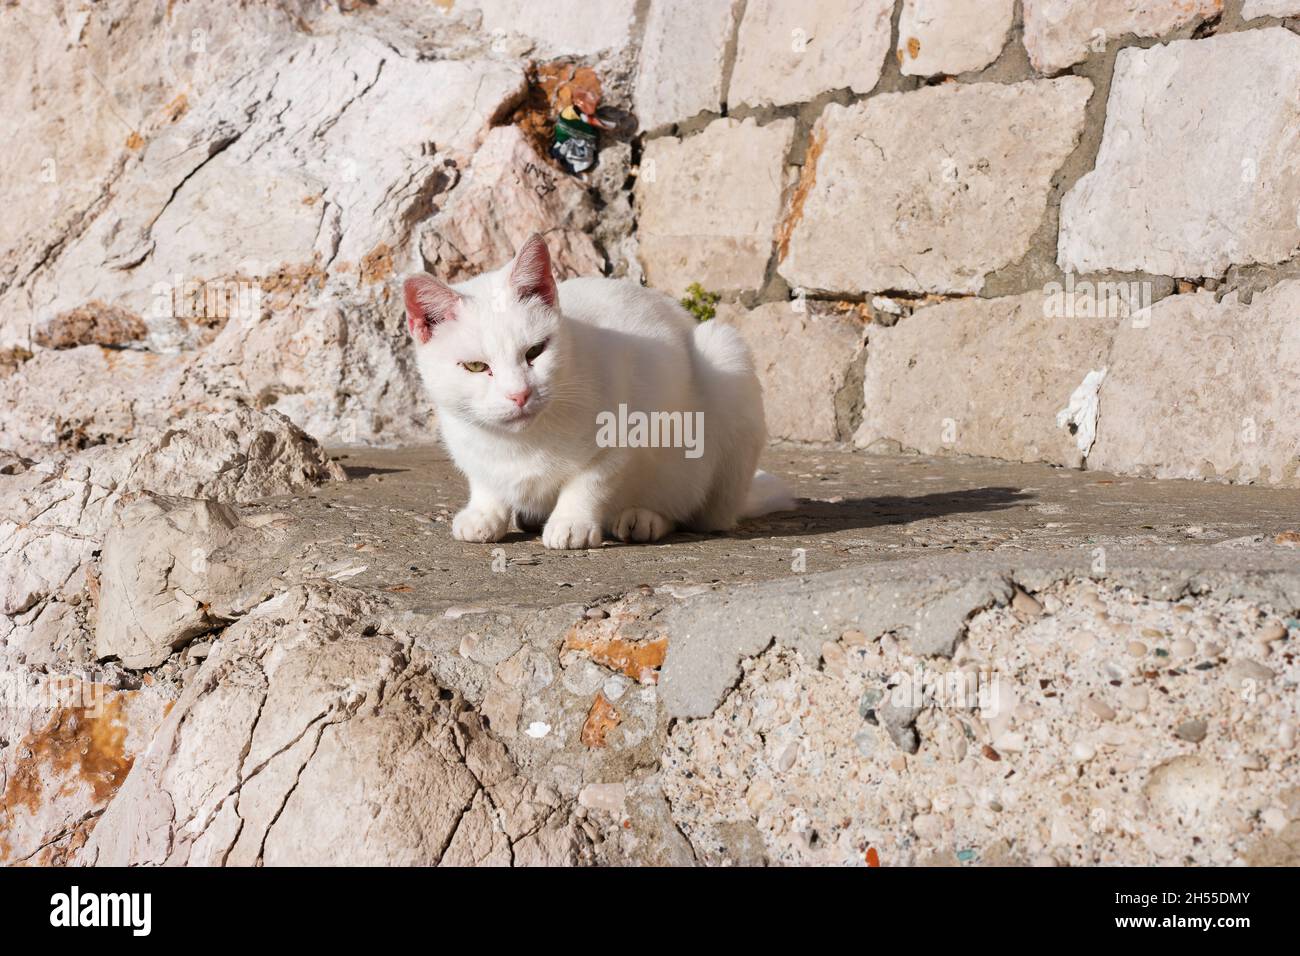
404,274 -> 460,344
508,233 -> 557,309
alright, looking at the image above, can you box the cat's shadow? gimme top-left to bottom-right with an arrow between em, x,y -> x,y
497,486 -> 1033,546
340,465 -> 408,479
721,485 -> 1034,541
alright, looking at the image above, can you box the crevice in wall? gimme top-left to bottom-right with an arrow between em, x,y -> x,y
717,0 -> 747,118
834,341 -> 869,442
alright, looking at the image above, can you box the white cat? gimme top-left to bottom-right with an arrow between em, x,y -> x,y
404,233 -> 793,549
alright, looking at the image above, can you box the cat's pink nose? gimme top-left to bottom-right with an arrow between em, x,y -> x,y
507,388 -> 531,408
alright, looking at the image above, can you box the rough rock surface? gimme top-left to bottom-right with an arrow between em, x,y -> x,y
1,446 -> 131,621
635,0 -> 742,131
0,407 -> 342,666
1090,283 -> 1300,486
10,436 -> 1300,867
82,586 -> 592,866
418,125 -> 603,284
1022,0 -> 1223,73
32,301 -> 148,350
659,562 -> 1018,718
0,675 -> 168,865
1058,29 -> 1300,277
0,0 -> 313,319
719,302 -> 867,443
1,1 -> 531,446
121,406 -> 347,502
95,497 -> 262,669
636,117 -> 795,295
781,79 -> 1093,295
0,347 -> 192,457
728,0 -> 894,108
470,0 -> 639,56
663,578 -> 1300,866
1243,0 -> 1300,15
898,0 -> 1015,76
854,291 -> 1118,468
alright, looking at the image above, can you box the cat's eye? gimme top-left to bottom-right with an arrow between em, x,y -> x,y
461,361 -> 489,374
525,339 -> 548,364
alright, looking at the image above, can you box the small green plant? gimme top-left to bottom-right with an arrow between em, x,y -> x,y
679,282 -> 720,323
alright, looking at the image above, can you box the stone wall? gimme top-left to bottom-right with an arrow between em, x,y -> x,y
1,0 -> 1297,475
635,0 -> 1300,484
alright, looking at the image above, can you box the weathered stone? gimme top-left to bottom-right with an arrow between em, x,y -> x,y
418,125 -> 603,284
438,790 -> 514,866
853,291 -> 1119,467
1145,756 -> 1225,827
0,346 -> 31,378
121,406 -> 347,503
635,0 -> 742,130
660,564 -> 1017,719
662,573 -> 1300,865
0,406 -> 342,646
33,301 -> 148,350
0,445 -> 149,619
637,117 -> 794,295
0,347 -> 192,457
1175,719 -> 1209,743
8,437 -> 1297,867
781,78 -> 1092,296
1022,0 -> 1223,73
879,674 -> 922,754
2,20 -> 526,446
27,35 -> 523,318
471,0 -> 638,55
1243,0 -> 1300,16
718,302 -> 866,443
728,0 -> 893,108
1089,283 -> 1300,486
0,0 -> 311,338
81,586 -> 591,866
898,0 -> 1015,76
1058,30 -> 1300,278
95,496 -> 266,669
172,292 -> 437,447
0,675 -> 168,865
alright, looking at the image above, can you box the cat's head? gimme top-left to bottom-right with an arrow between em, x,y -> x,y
404,233 -> 565,433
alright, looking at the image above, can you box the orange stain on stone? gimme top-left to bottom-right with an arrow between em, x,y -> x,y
361,243 -> 394,284
563,627 -> 667,685
776,125 -> 826,264
580,693 -> 621,748
0,691 -> 136,862
164,92 -> 188,122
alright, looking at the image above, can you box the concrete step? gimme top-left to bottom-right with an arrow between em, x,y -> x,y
27,445 -> 1300,865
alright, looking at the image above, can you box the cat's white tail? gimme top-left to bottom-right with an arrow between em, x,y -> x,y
689,318 -> 793,524
742,469 -> 796,518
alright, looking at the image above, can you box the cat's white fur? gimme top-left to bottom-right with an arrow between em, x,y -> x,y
404,233 -> 792,549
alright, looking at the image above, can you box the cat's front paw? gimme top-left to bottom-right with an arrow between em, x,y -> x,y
452,507 -> 509,543
614,507 -> 671,543
541,516 -> 603,550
